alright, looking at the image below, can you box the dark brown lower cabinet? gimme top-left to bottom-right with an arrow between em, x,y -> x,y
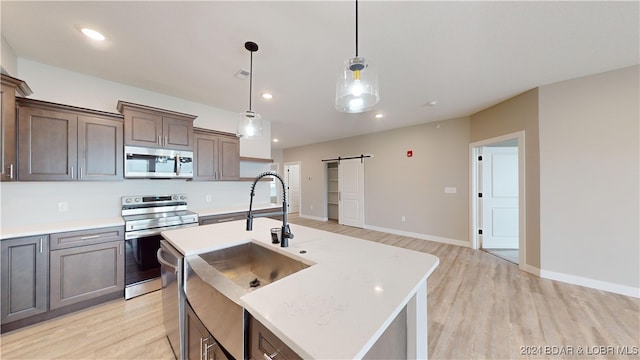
0,235 -> 49,324
1,227 -> 125,333
49,240 -> 124,310
186,303 -> 230,360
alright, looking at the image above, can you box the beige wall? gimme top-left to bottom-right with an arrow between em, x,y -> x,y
284,117 -> 471,244
539,65 -> 639,290
470,88 -> 541,269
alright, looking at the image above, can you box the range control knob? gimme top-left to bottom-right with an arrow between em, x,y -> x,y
180,195 -> 186,200
172,195 -> 178,200
135,197 -> 141,203
125,198 -> 132,203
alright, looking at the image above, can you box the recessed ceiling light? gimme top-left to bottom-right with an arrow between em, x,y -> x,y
272,138 -> 279,143
79,27 -> 106,41
262,93 -> 273,100
375,113 -> 383,119
427,100 -> 438,107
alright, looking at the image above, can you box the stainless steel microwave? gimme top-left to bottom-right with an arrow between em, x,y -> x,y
124,146 -> 193,179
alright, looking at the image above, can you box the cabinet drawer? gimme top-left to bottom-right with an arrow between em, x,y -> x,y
249,315 -> 302,360
50,226 -> 124,250
199,212 -> 246,226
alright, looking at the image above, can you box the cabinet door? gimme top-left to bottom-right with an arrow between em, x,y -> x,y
186,304 -> 212,360
77,115 -> 123,180
1,235 -> 49,323
163,116 -> 193,151
49,240 -> 124,310
218,136 -> 240,180
193,133 -> 219,180
18,107 -> 78,180
0,83 -> 17,182
124,109 -> 163,148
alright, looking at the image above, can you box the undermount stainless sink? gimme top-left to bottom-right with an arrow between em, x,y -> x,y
184,240 -> 313,359
200,241 -> 311,291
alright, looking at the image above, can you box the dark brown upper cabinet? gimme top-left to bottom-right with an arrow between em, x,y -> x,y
17,98 -> 124,181
1,74 -> 32,182
117,101 -> 196,151
193,128 -> 240,181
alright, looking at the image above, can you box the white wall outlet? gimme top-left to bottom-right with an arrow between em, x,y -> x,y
205,194 -> 212,203
58,201 -> 69,212
401,215 -> 406,222
444,187 -> 457,194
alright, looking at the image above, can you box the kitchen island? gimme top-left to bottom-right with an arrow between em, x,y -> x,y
162,217 -> 439,359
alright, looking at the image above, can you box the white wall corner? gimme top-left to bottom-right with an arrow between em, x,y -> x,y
1,35 -> 18,76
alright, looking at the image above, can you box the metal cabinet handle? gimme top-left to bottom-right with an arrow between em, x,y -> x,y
263,351 -> 279,360
80,235 -> 100,240
158,136 -> 161,146
80,166 -> 84,179
70,166 -> 75,179
200,338 -> 217,360
164,136 -> 168,147
39,237 -> 43,253
8,164 -> 14,179
119,243 -> 123,255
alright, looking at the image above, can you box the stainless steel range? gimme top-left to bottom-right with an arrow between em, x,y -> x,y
122,193 -> 198,299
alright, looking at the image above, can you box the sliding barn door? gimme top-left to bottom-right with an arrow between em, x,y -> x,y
339,158 -> 365,228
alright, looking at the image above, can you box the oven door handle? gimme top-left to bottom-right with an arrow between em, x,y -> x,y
157,248 -> 178,274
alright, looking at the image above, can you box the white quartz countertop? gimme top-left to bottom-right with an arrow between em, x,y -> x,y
0,217 -> 125,239
0,203 -> 276,240
161,217 -> 439,359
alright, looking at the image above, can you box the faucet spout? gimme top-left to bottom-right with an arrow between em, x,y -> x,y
246,171 -> 293,247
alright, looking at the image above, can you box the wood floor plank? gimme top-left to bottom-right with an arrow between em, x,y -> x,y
1,216 -> 638,359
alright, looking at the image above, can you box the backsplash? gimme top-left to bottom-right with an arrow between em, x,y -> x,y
0,180 -> 271,227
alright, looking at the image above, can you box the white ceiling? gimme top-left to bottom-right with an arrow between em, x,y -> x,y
2,1 -> 638,150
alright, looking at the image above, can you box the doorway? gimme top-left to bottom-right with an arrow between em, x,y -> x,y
470,131 -> 526,268
284,162 -> 301,214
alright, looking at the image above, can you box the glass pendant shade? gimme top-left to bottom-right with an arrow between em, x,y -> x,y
238,110 -> 263,138
335,57 -> 379,113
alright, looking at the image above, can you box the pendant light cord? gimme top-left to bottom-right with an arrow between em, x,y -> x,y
355,0 -> 359,57
249,51 -> 253,111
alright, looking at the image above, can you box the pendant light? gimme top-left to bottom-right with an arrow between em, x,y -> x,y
335,0 -> 379,113
238,41 -> 263,138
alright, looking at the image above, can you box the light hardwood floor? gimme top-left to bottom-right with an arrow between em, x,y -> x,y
2,216 -> 638,359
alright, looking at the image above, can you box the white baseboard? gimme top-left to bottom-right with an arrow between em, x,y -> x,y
294,215 -> 639,299
540,269 -> 640,299
298,213 -> 328,222
363,224 -> 470,248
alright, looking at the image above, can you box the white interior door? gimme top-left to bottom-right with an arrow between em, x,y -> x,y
284,163 -> 300,214
338,158 -> 364,228
481,147 -> 519,249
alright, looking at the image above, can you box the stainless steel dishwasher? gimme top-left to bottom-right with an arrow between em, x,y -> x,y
157,240 -> 185,360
